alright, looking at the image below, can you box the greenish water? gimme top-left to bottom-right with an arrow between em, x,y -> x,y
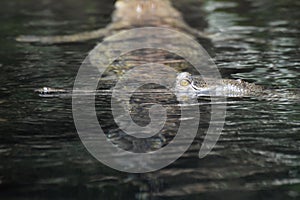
0,0 -> 299,199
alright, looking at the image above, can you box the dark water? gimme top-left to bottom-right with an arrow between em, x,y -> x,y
0,0 -> 299,199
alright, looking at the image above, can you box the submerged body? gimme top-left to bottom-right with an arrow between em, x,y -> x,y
16,0 -> 207,44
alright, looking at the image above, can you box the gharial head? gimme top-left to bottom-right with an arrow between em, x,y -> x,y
175,72 -> 195,94
176,72 -> 192,87
175,72 -> 211,96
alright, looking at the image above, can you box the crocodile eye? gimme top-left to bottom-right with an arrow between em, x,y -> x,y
180,79 -> 190,87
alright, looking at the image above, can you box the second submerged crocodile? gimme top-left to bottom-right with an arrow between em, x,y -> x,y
16,0 -> 207,44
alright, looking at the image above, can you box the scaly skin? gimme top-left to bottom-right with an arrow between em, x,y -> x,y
16,0 -> 207,44
175,72 -> 298,99
176,72 -> 299,100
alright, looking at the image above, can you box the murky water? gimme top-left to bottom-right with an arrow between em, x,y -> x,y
0,0 -> 299,199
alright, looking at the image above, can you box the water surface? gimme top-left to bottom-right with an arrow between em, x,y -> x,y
0,0 -> 299,199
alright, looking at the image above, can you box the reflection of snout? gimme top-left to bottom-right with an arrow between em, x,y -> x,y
112,63 -> 176,139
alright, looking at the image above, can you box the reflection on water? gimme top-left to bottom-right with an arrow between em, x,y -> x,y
0,0 -> 299,199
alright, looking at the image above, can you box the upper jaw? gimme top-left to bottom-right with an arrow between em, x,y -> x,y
190,78 -> 217,96
191,83 -> 211,95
